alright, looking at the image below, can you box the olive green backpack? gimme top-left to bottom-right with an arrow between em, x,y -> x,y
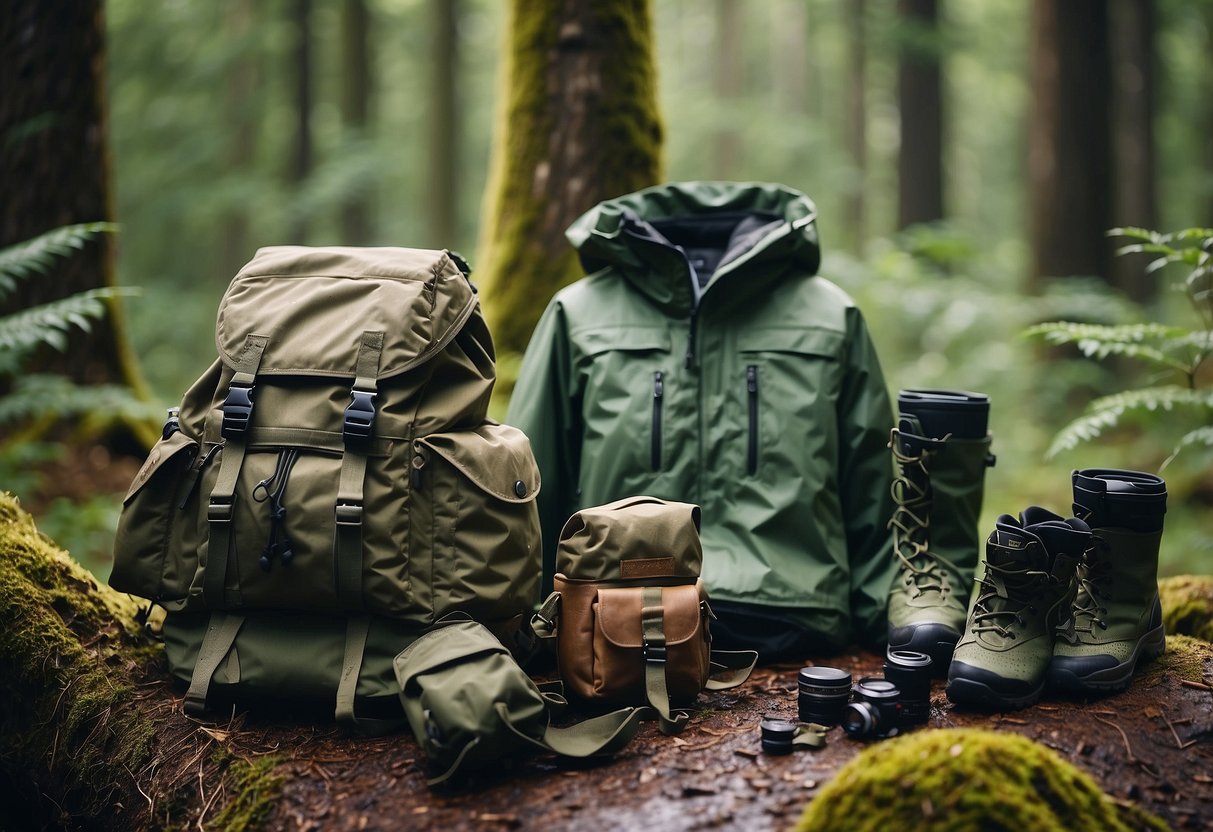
110,246 -> 541,727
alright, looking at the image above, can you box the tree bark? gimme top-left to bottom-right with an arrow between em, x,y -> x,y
221,0 -> 260,279
713,0 -> 743,179
427,0 -> 459,248
1109,0 -> 1157,301
896,0 -> 944,229
341,0 -> 373,246
1028,0 -> 1113,288
0,1 -> 147,393
845,0 -> 868,253
476,0 -> 664,358
288,0 -> 314,245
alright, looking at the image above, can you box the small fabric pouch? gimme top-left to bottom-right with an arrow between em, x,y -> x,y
394,617 -> 643,786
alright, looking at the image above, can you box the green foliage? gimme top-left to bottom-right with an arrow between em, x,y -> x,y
1023,228 -> 1213,466
0,222 -> 117,293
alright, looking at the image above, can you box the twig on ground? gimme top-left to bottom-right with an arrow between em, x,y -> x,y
1093,715 -> 1136,762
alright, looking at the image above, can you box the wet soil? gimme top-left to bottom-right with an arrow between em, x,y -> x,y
166,646 -> 1213,832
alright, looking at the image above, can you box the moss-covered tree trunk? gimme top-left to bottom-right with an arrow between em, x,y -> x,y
476,0 -> 664,359
0,494 -> 284,830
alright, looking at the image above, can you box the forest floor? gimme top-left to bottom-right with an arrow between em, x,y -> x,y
134,638 -> 1213,832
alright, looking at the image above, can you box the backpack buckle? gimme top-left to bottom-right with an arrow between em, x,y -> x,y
343,389 -> 377,441
221,384 -> 254,438
643,642 -> 667,665
335,501 -> 364,526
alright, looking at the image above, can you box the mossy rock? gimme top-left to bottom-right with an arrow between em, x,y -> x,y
796,728 -> 1166,832
1158,575 -> 1213,642
1139,633 -> 1213,686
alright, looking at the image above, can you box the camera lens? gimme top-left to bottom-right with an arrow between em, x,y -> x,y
760,718 -> 800,755
798,666 -> 852,726
883,649 -> 932,725
842,677 -> 901,741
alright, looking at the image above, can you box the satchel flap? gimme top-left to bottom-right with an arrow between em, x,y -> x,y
217,246 -> 476,379
557,496 -> 702,580
415,423 -> 541,503
596,583 -> 704,648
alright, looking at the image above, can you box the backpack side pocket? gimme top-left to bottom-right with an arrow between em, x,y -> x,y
112,431 -> 202,601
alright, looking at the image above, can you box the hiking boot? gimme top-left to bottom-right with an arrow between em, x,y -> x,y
947,508 -> 1088,710
1049,469 -> 1167,695
887,390 -> 995,668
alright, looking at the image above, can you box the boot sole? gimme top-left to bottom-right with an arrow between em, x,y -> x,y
945,673 -> 1045,711
1047,624 -> 1166,695
888,623 -> 961,674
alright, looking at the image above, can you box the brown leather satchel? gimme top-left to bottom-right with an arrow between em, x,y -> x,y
532,496 -> 756,734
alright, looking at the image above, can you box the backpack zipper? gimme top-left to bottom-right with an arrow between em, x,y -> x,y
746,364 -> 759,476
651,370 -> 664,470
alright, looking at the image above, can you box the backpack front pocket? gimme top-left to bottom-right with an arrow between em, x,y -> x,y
411,423 -> 541,625
112,430 -> 205,602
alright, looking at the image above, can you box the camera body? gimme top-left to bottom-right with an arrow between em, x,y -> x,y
842,678 -> 903,740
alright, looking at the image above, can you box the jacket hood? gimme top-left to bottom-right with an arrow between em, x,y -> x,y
565,182 -> 821,312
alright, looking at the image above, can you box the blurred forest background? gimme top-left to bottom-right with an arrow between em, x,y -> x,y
1,0 -> 1211,581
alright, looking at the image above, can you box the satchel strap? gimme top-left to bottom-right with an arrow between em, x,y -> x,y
641,586 -> 690,735
705,648 -> 758,690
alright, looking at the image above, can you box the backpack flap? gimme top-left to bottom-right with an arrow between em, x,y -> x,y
394,620 -> 641,786
216,246 -> 478,380
556,496 -> 702,582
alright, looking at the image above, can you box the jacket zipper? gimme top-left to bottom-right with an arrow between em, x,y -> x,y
651,371 -> 664,470
746,364 -> 759,475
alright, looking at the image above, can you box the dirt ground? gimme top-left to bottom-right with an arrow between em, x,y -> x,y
165,643 -> 1213,832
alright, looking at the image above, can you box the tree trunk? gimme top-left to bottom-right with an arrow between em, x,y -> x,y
713,0 -> 743,178
896,0 -> 944,230
221,0 -> 259,279
0,1 -> 146,393
845,0 -> 868,253
427,0 -> 459,248
289,0 -> 314,245
1028,0 -> 1112,288
476,0 -> 664,358
341,0 -> 373,246
1109,0 -> 1157,301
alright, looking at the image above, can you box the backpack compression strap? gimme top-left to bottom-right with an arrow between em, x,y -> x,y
334,331 -> 384,610
334,614 -> 407,735
183,612 -> 246,716
203,335 -> 268,608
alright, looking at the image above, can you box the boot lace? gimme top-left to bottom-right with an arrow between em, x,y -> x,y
1061,538 -> 1109,636
970,560 -> 1049,640
889,437 -> 949,597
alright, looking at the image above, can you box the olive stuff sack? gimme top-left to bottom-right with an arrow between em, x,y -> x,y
532,497 -> 756,734
394,617 -> 644,785
110,246 -> 541,726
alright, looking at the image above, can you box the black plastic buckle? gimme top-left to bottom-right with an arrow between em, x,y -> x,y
221,385 -> 254,438
343,389 -> 376,441
644,642 -> 668,665
208,497 -> 234,524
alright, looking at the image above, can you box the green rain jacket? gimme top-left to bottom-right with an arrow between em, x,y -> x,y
507,182 -> 895,648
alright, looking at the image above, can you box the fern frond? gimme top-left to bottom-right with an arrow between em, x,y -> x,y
0,222 -> 118,299
1046,386 -> 1213,458
0,374 -> 161,428
1162,426 -> 1213,470
1022,322 -> 1190,371
0,287 -> 136,362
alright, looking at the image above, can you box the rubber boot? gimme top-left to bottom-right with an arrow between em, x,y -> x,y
886,390 -> 996,668
1049,469 -> 1167,695
947,508 -> 1088,710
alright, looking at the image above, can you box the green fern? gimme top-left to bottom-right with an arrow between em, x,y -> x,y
0,222 -> 117,298
0,374 -> 160,427
1029,227 -> 1213,466
0,286 -> 137,367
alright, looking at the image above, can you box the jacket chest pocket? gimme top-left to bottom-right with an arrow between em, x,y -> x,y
737,327 -> 844,475
575,326 -> 673,480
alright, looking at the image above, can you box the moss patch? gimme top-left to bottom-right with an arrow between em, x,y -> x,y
1158,575 -> 1213,642
0,492 -> 155,824
796,728 -> 1167,832
209,753 -> 286,832
1138,634 -> 1213,686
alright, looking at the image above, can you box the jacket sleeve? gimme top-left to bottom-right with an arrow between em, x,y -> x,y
505,299 -> 580,599
836,306 -> 896,649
